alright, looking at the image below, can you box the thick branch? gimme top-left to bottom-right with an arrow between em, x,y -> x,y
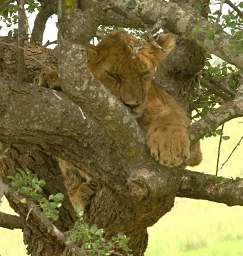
177,170 -> 243,206
17,0 -> 26,84
0,79 -> 151,195
0,211 -> 24,229
30,0 -> 57,44
0,35 -> 242,179
38,0 -> 242,68
108,0 -> 243,69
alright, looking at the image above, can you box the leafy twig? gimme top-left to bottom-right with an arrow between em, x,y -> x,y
1,178 -> 66,242
224,0 -> 243,18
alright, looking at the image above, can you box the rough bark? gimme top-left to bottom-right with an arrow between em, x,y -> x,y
0,36 -> 57,83
178,170 -> 243,206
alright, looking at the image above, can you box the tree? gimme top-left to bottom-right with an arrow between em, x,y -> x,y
0,0 -> 243,255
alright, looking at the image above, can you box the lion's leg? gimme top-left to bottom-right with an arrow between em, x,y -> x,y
57,158 -> 95,209
141,86 -> 197,167
145,117 -> 191,167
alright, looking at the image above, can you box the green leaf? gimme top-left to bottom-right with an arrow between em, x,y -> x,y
222,135 -> 230,140
90,224 -> 98,235
51,193 -> 64,202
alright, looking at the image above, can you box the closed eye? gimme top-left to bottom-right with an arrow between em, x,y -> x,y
106,71 -> 122,84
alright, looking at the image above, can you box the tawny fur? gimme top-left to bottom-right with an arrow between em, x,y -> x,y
88,31 -> 202,167
57,158 -> 94,208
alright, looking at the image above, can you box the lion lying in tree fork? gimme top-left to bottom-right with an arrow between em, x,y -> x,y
87,31 -> 202,167
46,31 -> 202,208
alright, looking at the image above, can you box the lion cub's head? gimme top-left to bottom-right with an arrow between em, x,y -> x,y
87,31 -> 175,107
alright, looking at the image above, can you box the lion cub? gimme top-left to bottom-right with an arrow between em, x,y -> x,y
87,31 -> 202,167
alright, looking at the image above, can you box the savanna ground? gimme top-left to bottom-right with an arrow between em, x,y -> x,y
1,117 -> 242,256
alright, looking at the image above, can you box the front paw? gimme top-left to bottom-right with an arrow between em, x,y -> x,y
147,126 -> 190,167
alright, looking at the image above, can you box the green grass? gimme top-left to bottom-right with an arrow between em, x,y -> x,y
180,240 -> 243,256
145,198 -> 243,256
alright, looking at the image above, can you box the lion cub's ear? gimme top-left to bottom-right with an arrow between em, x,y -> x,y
156,33 -> 176,52
154,33 -> 176,62
87,44 -> 108,64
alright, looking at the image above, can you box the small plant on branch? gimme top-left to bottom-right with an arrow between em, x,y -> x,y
66,210 -> 132,256
9,169 -> 64,221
